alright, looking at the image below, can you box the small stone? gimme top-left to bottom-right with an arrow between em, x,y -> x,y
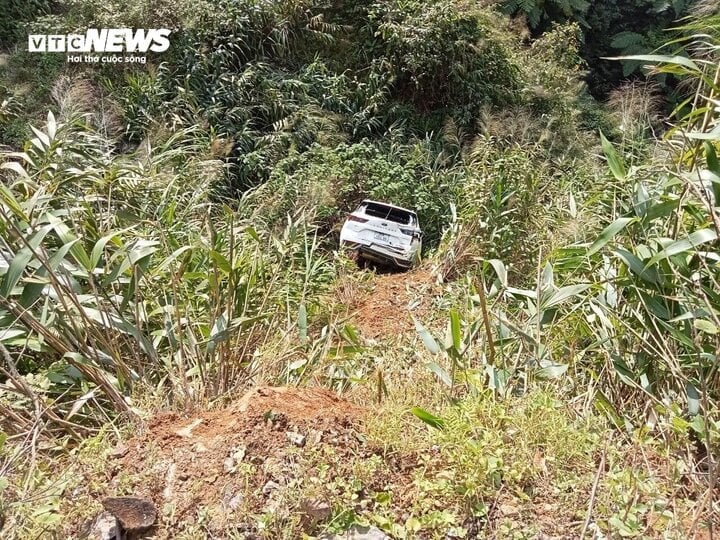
108,444 -> 129,459
262,480 -> 280,495
307,430 -> 323,446
286,431 -> 306,447
102,496 -> 157,532
163,463 -> 176,500
228,493 -> 244,510
175,418 -> 203,438
192,442 -> 208,453
319,524 -> 389,539
86,511 -> 119,540
301,498 -> 331,521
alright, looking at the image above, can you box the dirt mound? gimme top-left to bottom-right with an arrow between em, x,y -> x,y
351,267 -> 439,339
92,386 -> 370,538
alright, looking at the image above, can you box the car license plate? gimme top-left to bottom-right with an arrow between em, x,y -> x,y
373,232 -> 390,242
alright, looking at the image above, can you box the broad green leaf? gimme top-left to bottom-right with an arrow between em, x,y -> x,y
649,228 -> 718,264
30,125 -> 50,148
693,319 -> 718,335
288,358 -> 307,371
0,183 -> 28,221
535,362 -> 568,380
90,228 -> 134,269
633,182 -> 650,217
0,248 -> 33,297
20,240 -> 79,307
609,54 -> 700,72
449,309 -> 461,352
209,250 -> 232,274
47,217 -> 93,271
426,361 -> 452,387
541,262 -> 554,290
154,245 -> 194,274
613,248 -> 661,285
410,406 -> 445,430
486,259 -> 507,287
706,142 -> 720,175
588,217 -> 636,255
47,111 -> 57,140
486,365 -> 510,392
245,226 -> 260,242
685,126 -> 720,140
542,284 -> 590,309
642,198 -> 680,222
414,317 -> 440,354
0,161 -> 31,179
600,131 -> 626,181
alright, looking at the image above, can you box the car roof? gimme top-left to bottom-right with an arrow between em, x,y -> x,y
360,199 -> 417,215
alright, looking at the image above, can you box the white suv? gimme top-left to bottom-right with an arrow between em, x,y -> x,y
339,200 -> 422,269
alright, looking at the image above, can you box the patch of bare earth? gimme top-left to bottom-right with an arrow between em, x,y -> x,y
72,386 -> 407,538
350,267 -> 440,339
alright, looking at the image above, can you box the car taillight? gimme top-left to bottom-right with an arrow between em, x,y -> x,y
400,228 -> 414,236
348,215 -> 368,223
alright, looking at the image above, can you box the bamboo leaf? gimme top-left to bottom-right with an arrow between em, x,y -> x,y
608,54 -> 700,72
600,131 -> 626,181
426,361 -> 452,387
649,228 -> 718,264
414,317 -> 440,355
47,111 -> 57,140
613,248 -> 661,285
588,217 -> 637,255
0,248 -> 33,298
410,406 -> 445,430
542,284 -> 590,309
29,125 -> 50,149
0,161 -> 30,179
449,309 -> 461,352
535,362 -> 568,379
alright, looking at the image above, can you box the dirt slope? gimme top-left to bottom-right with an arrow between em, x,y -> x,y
350,268 -> 440,339
76,387 -> 389,538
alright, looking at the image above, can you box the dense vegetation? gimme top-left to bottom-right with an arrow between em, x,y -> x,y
0,0 -> 719,537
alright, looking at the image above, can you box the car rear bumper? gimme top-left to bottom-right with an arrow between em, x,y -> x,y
341,240 -> 415,268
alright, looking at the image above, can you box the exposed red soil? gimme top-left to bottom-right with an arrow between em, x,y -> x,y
76,386 -> 383,538
350,267 -> 440,339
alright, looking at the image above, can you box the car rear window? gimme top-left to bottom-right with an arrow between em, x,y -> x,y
362,203 -> 416,225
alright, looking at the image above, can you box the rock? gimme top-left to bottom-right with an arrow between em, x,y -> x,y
108,444 -> 129,459
300,499 -> 332,522
307,429 -> 323,446
286,431 -> 306,447
102,497 -> 157,532
175,418 -> 203,438
262,480 -> 280,495
86,511 -> 120,539
228,492 -> 244,510
319,525 -> 389,540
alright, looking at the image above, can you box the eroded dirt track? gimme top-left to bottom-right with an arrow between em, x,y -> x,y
350,267 -> 439,339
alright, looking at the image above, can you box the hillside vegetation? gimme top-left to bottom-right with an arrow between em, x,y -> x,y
0,0 -> 719,538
